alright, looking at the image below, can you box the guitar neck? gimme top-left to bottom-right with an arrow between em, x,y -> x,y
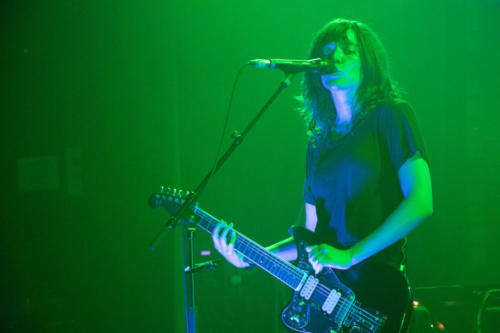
193,207 -> 306,290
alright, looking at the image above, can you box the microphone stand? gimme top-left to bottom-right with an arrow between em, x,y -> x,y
183,226 -> 196,333
150,72 -> 295,333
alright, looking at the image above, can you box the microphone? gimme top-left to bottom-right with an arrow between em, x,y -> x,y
248,58 -> 335,73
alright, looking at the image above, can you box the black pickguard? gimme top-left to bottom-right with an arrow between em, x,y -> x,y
281,227 -> 412,333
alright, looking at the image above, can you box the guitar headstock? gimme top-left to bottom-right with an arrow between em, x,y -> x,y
149,186 -> 195,215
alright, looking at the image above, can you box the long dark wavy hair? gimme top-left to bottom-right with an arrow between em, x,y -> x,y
300,18 -> 404,142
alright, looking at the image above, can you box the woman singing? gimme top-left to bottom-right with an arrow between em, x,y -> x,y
213,18 -> 433,332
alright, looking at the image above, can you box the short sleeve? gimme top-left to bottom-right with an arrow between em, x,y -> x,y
303,140 -> 315,204
377,102 -> 428,172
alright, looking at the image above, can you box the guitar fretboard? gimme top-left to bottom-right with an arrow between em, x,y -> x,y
193,207 -> 306,290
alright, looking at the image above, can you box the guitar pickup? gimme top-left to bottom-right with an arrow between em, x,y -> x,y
322,289 -> 341,314
299,275 -> 319,300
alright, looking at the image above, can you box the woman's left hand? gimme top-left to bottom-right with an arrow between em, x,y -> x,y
305,244 -> 353,274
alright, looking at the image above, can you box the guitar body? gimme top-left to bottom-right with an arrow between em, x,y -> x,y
281,227 -> 412,333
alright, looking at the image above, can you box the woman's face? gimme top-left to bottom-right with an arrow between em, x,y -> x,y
320,29 -> 361,91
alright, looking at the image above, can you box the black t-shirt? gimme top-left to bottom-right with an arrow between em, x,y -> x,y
303,101 -> 427,269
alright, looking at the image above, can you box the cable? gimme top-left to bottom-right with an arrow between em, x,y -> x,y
207,63 -> 248,186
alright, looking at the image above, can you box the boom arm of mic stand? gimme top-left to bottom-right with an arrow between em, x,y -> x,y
149,72 -> 295,250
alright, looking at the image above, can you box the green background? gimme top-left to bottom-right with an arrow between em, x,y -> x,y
2,0 -> 499,332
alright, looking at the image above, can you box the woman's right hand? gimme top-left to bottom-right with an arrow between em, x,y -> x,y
212,221 -> 250,268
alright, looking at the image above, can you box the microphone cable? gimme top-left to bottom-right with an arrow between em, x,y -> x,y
206,63 -> 248,187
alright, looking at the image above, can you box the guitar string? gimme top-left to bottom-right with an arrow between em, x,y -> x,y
194,207 -> 308,278
314,281 -> 379,325
196,209 -> 380,327
239,235 -> 381,329
195,208 -> 380,328
195,210 -> 301,277
231,234 -> 380,328
172,202 -> 380,329
314,283 -> 379,327
231,226 -> 380,328
197,210 -> 379,328
236,237 -> 304,287
195,209 -> 303,286
235,232 -> 380,328
313,289 -> 378,328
